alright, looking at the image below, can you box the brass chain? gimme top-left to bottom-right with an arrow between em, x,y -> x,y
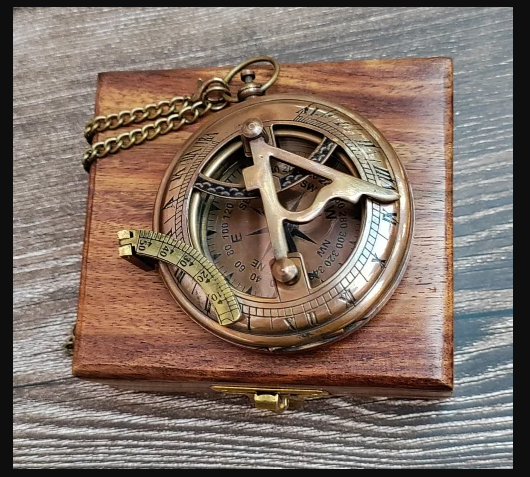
82,56 -> 280,171
82,79 -> 231,171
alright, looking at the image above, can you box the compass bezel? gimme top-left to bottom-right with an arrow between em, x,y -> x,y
154,94 -> 414,352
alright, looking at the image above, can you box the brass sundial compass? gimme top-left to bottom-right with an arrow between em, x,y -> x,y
84,56 -> 414,353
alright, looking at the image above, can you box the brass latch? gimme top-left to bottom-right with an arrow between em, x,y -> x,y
211,385 -> 329,413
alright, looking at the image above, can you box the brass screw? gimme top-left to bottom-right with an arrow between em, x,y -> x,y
241,118 -> 264,139
241,69 -> 256,83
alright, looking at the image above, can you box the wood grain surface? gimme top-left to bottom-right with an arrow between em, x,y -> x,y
13,7 -> 513,469
73,59 -> 453,396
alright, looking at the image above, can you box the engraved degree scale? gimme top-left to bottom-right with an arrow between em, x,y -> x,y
111,57 -> 414,353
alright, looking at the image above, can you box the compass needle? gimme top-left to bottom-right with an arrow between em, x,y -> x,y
291,228 -> 317,245
247,227 -> 269,236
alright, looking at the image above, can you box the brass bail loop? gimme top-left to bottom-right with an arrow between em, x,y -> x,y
223,56 -> 280,102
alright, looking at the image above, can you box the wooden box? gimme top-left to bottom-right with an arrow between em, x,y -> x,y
73,58 -> 453,406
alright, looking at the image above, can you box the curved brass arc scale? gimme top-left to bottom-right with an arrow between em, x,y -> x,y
117,230 -> 241,326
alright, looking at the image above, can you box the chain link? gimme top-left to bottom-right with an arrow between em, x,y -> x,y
81,56 -> 280,171
82,80 -> 230,171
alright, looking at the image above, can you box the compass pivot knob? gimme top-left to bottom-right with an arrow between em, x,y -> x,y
271,257 -> 300,285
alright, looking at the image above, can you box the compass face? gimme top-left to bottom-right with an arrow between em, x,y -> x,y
201,136 -> 362,299
155,94 -> 414,352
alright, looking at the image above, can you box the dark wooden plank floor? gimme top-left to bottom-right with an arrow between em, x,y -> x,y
13,7 -> 513,469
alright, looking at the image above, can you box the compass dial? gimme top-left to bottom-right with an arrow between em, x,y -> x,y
200,135 -> 362,299
155,95 -> 414,352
